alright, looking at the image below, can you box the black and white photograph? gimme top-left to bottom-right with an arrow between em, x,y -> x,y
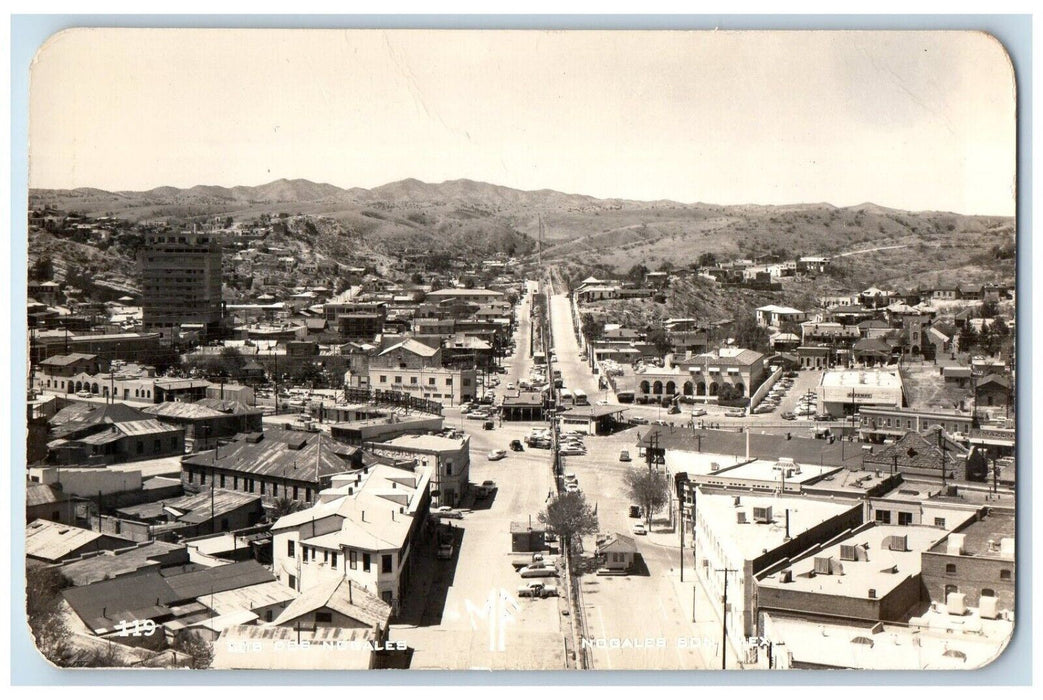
21,27 -> 1017,672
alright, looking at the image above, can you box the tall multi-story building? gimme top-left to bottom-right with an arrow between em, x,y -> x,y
140,232 -> 224,337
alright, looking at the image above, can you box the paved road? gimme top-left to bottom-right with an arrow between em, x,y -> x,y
548,292 -> 602,401
394,280 -> 567,670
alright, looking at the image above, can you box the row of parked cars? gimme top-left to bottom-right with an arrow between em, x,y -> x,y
754,374 -> 797,415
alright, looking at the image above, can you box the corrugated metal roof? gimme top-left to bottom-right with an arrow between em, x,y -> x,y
182,429 -> 361,480
63,571 -> 179,633
164,560 -> 275,601
273,576 -> 390,629
26,519 -> 130,562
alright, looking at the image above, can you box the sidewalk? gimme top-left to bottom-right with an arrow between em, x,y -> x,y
666,563 -> 750,670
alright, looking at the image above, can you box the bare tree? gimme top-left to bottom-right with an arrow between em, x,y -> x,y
538,491 -> 599,553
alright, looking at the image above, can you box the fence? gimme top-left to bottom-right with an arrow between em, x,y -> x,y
342,386 -> 443,415
749,366 -> 784,409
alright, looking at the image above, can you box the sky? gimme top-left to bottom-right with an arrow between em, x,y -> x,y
28,29 -> 1016,216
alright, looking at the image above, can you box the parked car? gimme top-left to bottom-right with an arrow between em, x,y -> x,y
815,412 -> 836,422
632,522 -> 647,536
630,416 -> 649,425
781,412 -> 797,421
691,408 -> 707,417
483,420 -> 496,430
437,543 -> 454,560
565,483 -> 581,493
510,439 -> 524,451
519,563 -> 558,578
619,449 -> 631,462
518,582 -> 559,598
76,390 -> 93,398
560,445 -> 586,456
487,449 -> 507,461
433,506 -> 464,520
725,409 -> 746,418
511,552 -> 550,570
507,383 -> 516,390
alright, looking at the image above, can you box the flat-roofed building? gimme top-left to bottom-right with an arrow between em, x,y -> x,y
140,231 -> 224,338
921,509 -> 1015,613
691,490 -> 863,643
818,369 -> 904,416
365,433 -> 469,507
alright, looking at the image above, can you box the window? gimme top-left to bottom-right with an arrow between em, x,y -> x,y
323,550 -> 329,564
381,591 -> 393,604
315,612 -> 333,624
350,549 -> 357,570
153,439 -> 161,452
293,486 -> 299,500
199,471 -> 206,486
187,470 -> 194,484
395,376 -> 402,384
446,378 -> 453,386
137,441 -> 144,454
898,512 -> 913,526
380,375 -> 387,383
411,377 -> 418,385
265,610 -> 273,622
462,378 -> 471,387
875,510 -> 891,524
363,552 -> 371,572
946,563 -> 957,574
428,377 -> 436,385
981,588 -> 996,598
288,574 -> 296,589
219,474 -> 226,488
233,476 -> 239,490
305,488 -> 311,501
302,547 -> 309,563
260,481 -> 266,495
1000,569 -> 1012,581
382,554 -> 393,573
287,540 -> 296,558
934,517 -> 946,528
331,552 -> 338,568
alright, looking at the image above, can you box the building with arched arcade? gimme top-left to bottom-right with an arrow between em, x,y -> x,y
628,347 -> 767,404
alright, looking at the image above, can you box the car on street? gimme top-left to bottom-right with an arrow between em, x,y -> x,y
76,390 -> 93,398
487,449 -> 507,461
619,449 -> 631,462
629,416 -> 649,425
691,408 -> 707,417
433,506 -> 464,519
519,563 -> 558,578
507,383 -> 516,390
517,582 -> 559,598
631,522 -> 647,536
483,420 -> 496,430
781,411 -> 797,421
437,543 -> 454,560
725,409 -> 746,418
560,445 -> 586,456
815,413 -> 836,422
565,483 -> 581,493
509,439 -> 524,451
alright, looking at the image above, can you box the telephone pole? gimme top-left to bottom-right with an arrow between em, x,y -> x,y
716,567 -> 738,670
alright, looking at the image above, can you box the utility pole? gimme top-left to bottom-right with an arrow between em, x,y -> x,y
679,487 -> 685,582
716,567 -> 738,670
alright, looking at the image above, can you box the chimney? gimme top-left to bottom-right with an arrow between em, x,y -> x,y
361,511 -> 365,522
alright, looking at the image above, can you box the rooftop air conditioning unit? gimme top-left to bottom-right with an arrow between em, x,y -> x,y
947,533 -> 966,556
888,534 -> 909,552
840,544 -> 859,561
979,596 -> 999,620
736,511 -> 748,524
813,556 -> 834,575
946,592 -> 967,615
753,505 -> 773,524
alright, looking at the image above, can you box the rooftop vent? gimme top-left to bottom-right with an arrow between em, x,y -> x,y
813,556 -> 834,575
947,533 -> 966,556
779,569 -> 793,583
753,505 -> 773,524
867,588 -> 877,599
736,511 -> 748,524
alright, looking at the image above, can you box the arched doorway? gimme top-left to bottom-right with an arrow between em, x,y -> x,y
652,381 -> 663,395
709,382 -> 718,396
734,382 -> 745,397
665,381 -> 676,395
75,381 -> 82,392
92,382 -> 100,394
683,381 -> 693,396
640,380 -> 650,394
697,381 -> 706,396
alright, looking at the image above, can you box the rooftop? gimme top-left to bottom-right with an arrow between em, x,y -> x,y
694,490 -> 858,562
26,519 -> 131,563
758,523 -> 948,598
382,433 -> 467,452
821,369 -> 902,389
638,427 -> 866,469
161,560 -> 276,601
182,428 -> 362,481
199,580 -> 298,617
273,575 -> 391,629
705,458 -> 842,486
927,510 -> 1015,559
58,541 -> 187,586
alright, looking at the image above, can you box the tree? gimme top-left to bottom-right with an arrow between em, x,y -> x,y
960,324 -> 979,354
538,491 -> 599,552
696,252 -> 717,268
658,260 -> 674,273
646,327 -> 673,356
269,495 -> 307,521
623,466 -> 671,529
580,314 -> 604,343
171,630 -> 214,669
626,263 -> 650,283
732,315 -> 770,352
26,565 -> 75,665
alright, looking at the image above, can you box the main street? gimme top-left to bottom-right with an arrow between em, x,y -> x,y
393,279 -> 567,670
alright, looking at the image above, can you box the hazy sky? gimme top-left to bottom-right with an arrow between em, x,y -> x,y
29,29 -> 1016,215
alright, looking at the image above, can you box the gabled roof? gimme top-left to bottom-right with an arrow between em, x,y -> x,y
162,560 -> 276,601
27,519 -> 132,562
182,428 -> 361,481
977,374 -> 1010,390
40,353 -> 98,367
272,576 -> 391,629
378,338 -> 439,358
51,401 -> 153,431
599,533 -> 637,553
864,429 -> 967,472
